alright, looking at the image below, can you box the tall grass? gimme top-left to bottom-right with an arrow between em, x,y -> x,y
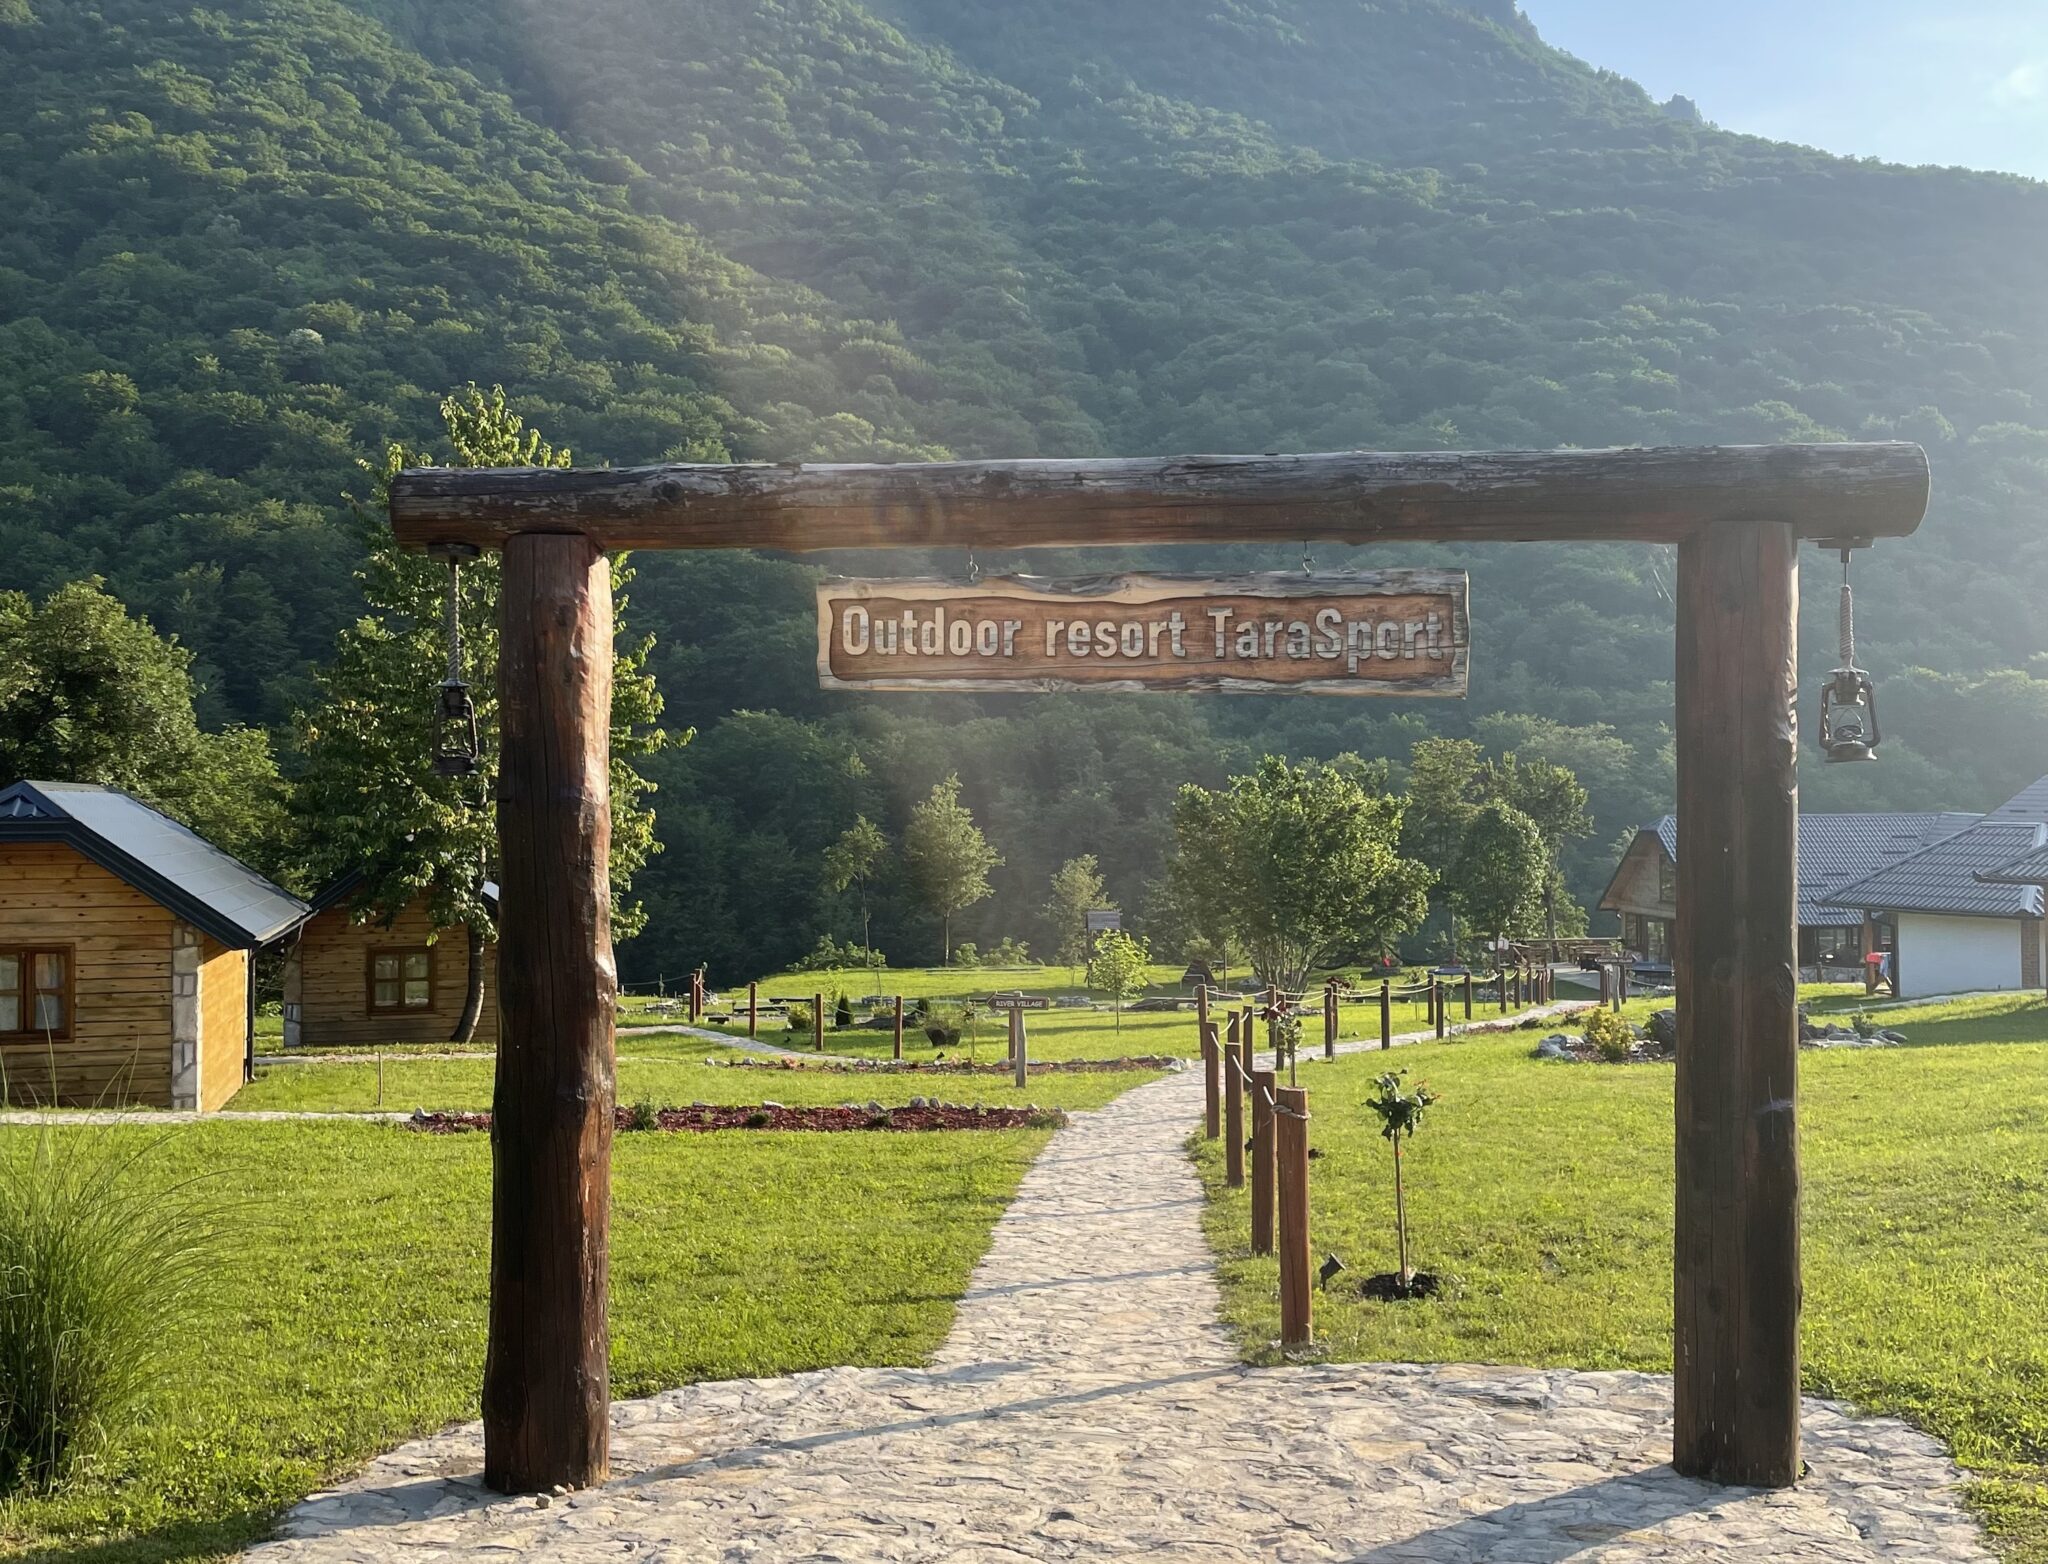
0,1127 -> 220,1493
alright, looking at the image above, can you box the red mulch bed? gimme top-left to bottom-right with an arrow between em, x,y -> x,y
709,1055 -> 1176,1075
406,1104 -> 1057,1135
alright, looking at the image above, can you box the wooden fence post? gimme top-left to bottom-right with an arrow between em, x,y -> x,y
1011,1008 -> 1028,1089
1323,982 -> 1338,1058
1380,980 -> 1391,1050
1498,968 -> 1509,1013
1276,1085 -> 1312,1348
1434,981 -> 1446,1039
1463,972 -> 1474,1020
892,995 -> 904,1060
1224,1040 -> 1245,1189
484,531 -> 613,1494
1202,1020 -> 1221,1139
1197,983 -> 1210,1031
813,991 -> 825,1050
1250,1066 -> 1276,1255
746,981 -> 757,1037
1673,517 -> 1802,1488
688,972 -> 700,1022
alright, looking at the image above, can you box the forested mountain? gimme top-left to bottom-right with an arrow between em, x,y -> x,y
5,0 -> 2047,981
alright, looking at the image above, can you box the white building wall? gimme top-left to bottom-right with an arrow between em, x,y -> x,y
1896,913 -> 2023,998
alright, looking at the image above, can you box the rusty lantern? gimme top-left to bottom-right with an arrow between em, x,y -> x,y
1818,546 -> 1880,763
430,542 -> 482,778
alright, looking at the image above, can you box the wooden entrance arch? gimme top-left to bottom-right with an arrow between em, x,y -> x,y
391,443 -> 1931,1496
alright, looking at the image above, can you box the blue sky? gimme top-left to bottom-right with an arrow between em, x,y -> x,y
1521,1 -> 2048,180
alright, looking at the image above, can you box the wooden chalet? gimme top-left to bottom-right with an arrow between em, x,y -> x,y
0,780 -> 309,1110
282,876 -> 499,1047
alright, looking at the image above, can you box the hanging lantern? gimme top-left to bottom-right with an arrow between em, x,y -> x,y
1818,546 -> 1880,763
430,543 -> 481,778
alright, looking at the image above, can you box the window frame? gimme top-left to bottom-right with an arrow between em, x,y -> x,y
365,947 -> 435,1014
0,945 -> 75,1041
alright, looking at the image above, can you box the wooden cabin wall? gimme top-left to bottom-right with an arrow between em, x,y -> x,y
0,843 -> 174,1107
291,899 -> 498,1046
199,941 -> 249,1112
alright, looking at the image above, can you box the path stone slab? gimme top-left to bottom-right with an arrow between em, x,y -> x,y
245,1062 -> 1993,1563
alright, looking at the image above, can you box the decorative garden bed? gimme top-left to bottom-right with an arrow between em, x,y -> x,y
406,1102 -> 1066,1134
707,1055 -> 1180,1075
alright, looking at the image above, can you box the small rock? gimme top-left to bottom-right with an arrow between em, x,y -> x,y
534,1494 -> 551,1510
1533,1034 -> 1574,1060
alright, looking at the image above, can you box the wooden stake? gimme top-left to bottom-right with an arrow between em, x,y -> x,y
1380,980 -> 1391,1051
892,994 -> 904,1060
484,532 -> 614,1494
1011,1009 -> 1028,1089
1197,984 -> 1210,1030
1276,1085 -> 1312,1348
1202,1020 -> 1222,1140
1323,983 -> 1337,1058
1674,519 -> 1802,1488
746,981 -> 757,1037
813,991 -> 824,1050
1434,981 -> 1446,1039
1463,971 -> 1474,1019
1249,1067 -> 1276,1255
1223,1041 -> 1245,1189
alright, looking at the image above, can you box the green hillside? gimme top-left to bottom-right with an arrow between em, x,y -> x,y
5,0 -> 2048,981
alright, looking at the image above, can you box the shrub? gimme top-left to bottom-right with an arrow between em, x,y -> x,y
790,936 -> 882,974
785,1003 -> 813,1035
950,942 -> 981,967
0,1129 -> 219,1494
625,1100 -> 659,1131
983,937 -> 1034,966
1583,1007 -> 1635,1063
743,1111 -> 771,1129
834,993 -> 853,1029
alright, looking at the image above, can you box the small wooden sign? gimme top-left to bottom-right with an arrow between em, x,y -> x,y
986,992 -> 1053,1011
816,571 -> 1468,696
1084,909 -> 1122,935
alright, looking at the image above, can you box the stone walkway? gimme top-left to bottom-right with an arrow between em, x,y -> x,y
245,1063 -> 1991,1562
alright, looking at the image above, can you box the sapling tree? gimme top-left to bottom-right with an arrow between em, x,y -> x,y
1367,1070 -> 1440,1289
1086,929 -> 1151,1030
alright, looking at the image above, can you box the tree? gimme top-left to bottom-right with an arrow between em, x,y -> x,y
1401,738 -> 1487,960
0,579 -> 284,869
293,387 -> 676,1041
1086,929 -> 1151,1031
1366,1070 -> 1439,1290
901,775 -> 1001,963
1045,855 -> 1111,976
1448,799 -> 1547,966
1167,756 -> 1433,993
1485,754 -> 1592,957
822,815 -> 887,963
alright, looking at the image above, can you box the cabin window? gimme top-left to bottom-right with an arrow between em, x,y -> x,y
368,949 -> 433,1012
0,948 -> 71,1038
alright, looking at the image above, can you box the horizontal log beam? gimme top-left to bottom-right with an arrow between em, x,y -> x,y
389,444 -> 1930,553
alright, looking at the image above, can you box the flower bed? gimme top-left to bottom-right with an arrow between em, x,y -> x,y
405,1102 -> 1066,1134
705,1055 -> 1179,1075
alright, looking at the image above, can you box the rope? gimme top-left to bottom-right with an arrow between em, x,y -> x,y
1838,550 -> 1856,667
443,556 -> 463,683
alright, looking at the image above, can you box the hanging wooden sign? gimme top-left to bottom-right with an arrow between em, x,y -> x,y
815,571 -> 1469,696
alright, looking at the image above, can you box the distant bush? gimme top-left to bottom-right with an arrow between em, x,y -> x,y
0,1129 -> 220,1494
834,992 -> 853,1028
785,1003 -> 813,1035
1583,1008 -> 1635,1063
790,936 -> 881,974
983,937 -> 1034,966
625,1100 -> 659,1131
950,942 -> 981,967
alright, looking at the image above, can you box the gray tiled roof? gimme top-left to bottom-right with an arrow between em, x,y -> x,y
1979,846 -> 2048,887
0,780 -> 309,947
1648,811 -> 1981,927
1823,775 -> 2048,918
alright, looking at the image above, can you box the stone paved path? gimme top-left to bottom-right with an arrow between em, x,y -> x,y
244,1063 -> 1992,1562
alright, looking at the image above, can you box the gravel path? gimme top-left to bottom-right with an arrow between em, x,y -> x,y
244,1061 -> 1989,1562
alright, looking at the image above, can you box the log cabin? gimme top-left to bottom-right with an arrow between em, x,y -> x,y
0,780 -> 310,1110
282,875 -> 498,1047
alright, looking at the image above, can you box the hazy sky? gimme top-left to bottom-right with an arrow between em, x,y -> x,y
1522,1 -> 2048,180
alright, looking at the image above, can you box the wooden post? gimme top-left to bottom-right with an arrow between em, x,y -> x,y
1276,1085 -> 1312,1348
1674,518 -> 1802,1489
892,994 -> 904,1060
1201,1020 -> 1221,1139
1433,981 -> 1446,1039
1197,984 -> 1210,1031
1380,980 -> 1391,1050
1498,967 -> 1508,1013
1463,971 -> 1474,1019
484,532 -> 614,1494
1323,982 -> 1337,1058
1011,1008 -> 1028,1089
1249,1066 -> 1276,1255
746,981 -> 757,1037
688,972 -> 700,1023
1223,1041 -> 1245,1189
813,991 -> 824,1050
1618,964 -> 1630,1009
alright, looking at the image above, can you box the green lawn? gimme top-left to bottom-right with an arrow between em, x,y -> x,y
0,1117 -> 1052,1562
1194,1033 -> 2048,1560
231,1033 -> 1161,1114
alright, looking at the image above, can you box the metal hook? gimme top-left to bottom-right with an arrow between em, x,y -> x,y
965,548 -> 981,584
1301,540 -> 1314,577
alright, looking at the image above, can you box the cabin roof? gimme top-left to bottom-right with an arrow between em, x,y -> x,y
1613,811 -> 1980,927
308,871 -> 499,920
0,780 -> 310,948
1822,775 -> 2048,919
